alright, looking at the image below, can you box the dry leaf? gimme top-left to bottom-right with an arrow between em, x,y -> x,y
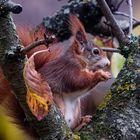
24,49 -> 53,120
93,36 -> 114,48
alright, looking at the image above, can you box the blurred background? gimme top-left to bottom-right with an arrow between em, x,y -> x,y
0,0 -> 140,140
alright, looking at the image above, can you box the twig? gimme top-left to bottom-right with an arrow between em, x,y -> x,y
115,0 -> 125,11
127,0 -> 133,35
21,35 -> 56,55
114,11 -> 139,23
102,47 -> 121,53
21,39 -> 47,54
114,11 -> 140,31
97,0 -> 129,45
124,21 -> 140,33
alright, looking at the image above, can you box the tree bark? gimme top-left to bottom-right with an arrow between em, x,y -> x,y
79,0 -> 140,139
79,43 -> 140,140
0,1 -> 72,140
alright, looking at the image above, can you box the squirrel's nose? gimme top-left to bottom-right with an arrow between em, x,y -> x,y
105,58 -> 110,67
101,57 -> 110,68
96,57 -> 110,69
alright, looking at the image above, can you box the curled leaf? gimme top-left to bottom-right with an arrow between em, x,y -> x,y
24,49 -> 53,120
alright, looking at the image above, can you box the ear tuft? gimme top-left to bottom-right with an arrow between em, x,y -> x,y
69,14 -> 87,43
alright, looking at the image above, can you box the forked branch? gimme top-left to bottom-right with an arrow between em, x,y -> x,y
97,0 -> 129,45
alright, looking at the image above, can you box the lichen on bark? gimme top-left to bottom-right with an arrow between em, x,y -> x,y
79,41 -> 140,140
0,1 -> 72,139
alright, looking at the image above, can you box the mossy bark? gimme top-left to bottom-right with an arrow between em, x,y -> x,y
79,43 -> 140,140
0,1 -> 72,140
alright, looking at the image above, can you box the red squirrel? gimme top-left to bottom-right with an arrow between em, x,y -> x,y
22,15 -> 111,130
0,15 -> 111,136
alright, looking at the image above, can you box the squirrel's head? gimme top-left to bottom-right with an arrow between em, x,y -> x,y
69,15 -> 110,71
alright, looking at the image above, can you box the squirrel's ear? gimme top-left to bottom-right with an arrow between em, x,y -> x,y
72,40 -> 84,55
69,14 -> 87,44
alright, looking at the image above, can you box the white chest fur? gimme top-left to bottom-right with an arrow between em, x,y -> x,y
62,89 -> 89,127
64,97 -> 78,126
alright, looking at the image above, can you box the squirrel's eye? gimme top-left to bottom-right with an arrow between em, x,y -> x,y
92,48 -> 100,55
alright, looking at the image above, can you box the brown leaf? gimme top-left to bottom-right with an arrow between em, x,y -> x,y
23,49 -> 53,120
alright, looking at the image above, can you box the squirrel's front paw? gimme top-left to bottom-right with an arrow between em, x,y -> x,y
73,115 -> 92,131
96,70 -> 112,81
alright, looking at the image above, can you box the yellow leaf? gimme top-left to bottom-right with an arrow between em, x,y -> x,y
27,89 -> 50,120
23,49 -> 53,120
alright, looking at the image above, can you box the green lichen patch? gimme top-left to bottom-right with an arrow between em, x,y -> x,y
116,83 -> 136,93
80,130 -> 92,140
73,134 -> 81,140
98,91 -> 112,110
80,42 -> 140,139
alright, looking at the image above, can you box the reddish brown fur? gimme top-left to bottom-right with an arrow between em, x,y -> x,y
3,93 -> 38,139
17,23 -> 47,57
0,68 -> 12,104
0,23 -> 68,139
0,15 -> 112,137
0,26 -> 45,139
35,15 -> 111,129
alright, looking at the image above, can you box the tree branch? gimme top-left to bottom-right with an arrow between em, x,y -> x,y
128,0 -> 133,35
97,0 -> 129,45
79,1 -> 140,139
20,34 -> 56,55
114,11 -> 139,23
80,42 -> 140,140
102,47 -> 121,53
123,21 -> 140,33
0,0 -> 72,140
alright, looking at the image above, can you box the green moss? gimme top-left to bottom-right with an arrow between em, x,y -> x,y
65,131 -> 73,139
117,83 -> 136,92
73,134 -> 81,140
98,91 -> 112,110
127,57 -> 134,64
80,131 -> 91,140
65,131 -> 81,140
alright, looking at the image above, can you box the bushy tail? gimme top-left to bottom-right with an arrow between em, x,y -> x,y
0,72 -> 38,139
0,24 -> 46,104
2,93 -> 38,139
0,68 -> 12,104
17,24 -> 47,57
